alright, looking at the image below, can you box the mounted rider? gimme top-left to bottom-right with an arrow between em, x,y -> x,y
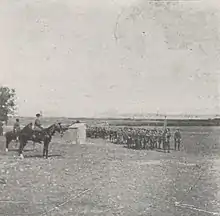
13,118 -> 21,141
13,119 -> 21,133
34,113 -> 44,131
33,113 -> 45,141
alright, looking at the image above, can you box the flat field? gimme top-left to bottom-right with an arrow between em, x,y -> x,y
0,126 -> 220,216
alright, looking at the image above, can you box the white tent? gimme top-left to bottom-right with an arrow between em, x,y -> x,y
63,122 -> 87,144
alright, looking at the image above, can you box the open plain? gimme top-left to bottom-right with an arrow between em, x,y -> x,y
0,125 -> 220,216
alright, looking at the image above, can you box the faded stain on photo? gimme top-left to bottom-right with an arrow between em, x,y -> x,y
0,0 -> 219,117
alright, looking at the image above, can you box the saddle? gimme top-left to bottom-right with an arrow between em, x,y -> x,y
32,130 -> 43,141
32,129 -> 50,142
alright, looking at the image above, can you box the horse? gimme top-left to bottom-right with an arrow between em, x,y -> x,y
18,123 -> 63,159
5,123 -> 33,152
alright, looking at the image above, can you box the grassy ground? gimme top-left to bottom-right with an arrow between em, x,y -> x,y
0,126 -> 219,216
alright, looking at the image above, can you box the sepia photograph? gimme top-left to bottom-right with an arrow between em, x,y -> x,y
0,0 -> 220,215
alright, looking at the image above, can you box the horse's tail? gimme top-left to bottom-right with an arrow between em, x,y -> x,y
4,131 -> 9,138
5,132 -> 8,143
5,131 -> 15,151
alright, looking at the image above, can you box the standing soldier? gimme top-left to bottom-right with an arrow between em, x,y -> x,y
13,118 -> 21,142
163,128 -> 171,153
127,131 -> 132,149
174,128 -> 181,151
0,121 -> 3,136
158,130 -> 163,149
143,131 -> 148,149
166,128 -> 171,153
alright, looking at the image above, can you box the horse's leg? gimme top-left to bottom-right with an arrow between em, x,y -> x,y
43,143 -> 46,158
43,140 -> 49,159
5,135 -> 13,152
43,138 -> 47,158
18,138 -> 24,158
46,142 -> 49,159
178,140 -> 180,151
6,138 -> 10,152
15,134 -> 19,148
19,137 -> 26,159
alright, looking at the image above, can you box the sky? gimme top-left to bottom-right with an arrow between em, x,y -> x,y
0,0 -> 219,117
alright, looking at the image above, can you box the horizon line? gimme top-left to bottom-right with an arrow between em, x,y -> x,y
12,114 -> 220,120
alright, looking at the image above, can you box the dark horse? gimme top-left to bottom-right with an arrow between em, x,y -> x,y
5,123 -> 33,152
18,123 -> 63,159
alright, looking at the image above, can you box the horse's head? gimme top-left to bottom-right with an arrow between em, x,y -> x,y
55,122 -> 63,134
45,122 -> 63,136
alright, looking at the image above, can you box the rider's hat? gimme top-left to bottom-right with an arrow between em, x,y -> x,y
36,113 -> 41,117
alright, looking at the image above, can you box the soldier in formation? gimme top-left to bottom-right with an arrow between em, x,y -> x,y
87,126 -> 182,152
174,128 -> 181,151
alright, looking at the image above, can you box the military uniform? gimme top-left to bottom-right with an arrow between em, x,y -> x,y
13,122 -> 20,133
34,118 -> 43,131
174,130 -> 181,151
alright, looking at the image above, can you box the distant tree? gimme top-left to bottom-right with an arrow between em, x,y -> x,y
0,86 -> 17,124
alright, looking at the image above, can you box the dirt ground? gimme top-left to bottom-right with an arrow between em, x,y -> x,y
0,127 -> 220,216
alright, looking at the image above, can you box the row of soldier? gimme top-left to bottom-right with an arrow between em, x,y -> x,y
87,126 -> 182,152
